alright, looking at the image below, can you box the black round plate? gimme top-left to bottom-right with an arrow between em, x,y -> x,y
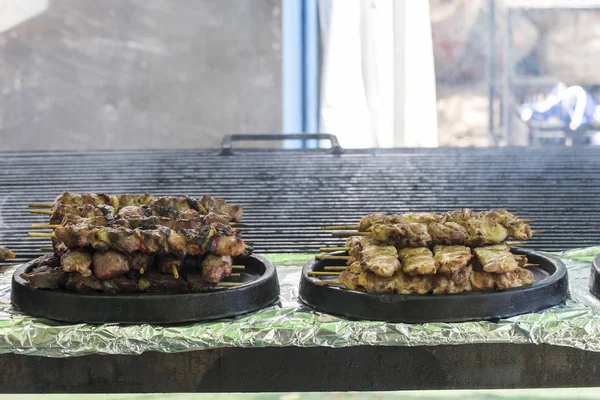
590,254 -> 600,298
12,254 -> 279,324
299,248 -> 568,323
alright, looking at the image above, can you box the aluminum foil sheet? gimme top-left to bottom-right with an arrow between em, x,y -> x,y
0,250 -> 600,358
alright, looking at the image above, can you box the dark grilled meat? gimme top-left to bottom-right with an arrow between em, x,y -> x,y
137,269 -> 190,293
201,254 -> 232,283
101,276 -> 139,293
65,273 -> 103,292
93,250 -> 130,280
20,265 -> 67,289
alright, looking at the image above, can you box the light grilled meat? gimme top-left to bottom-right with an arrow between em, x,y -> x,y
432,265 -> 473,294
473,244 -> 518,273
398,248 -> 436,275
93,250 -> 130,280
370,223 -> 432,248
358,212 -> 441,231
339,270 -> 433,294
433,245 -> 472,276
470,267 -> 534,291
346,237 -> 400,277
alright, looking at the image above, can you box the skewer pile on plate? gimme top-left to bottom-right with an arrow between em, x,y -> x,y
23,191 -> 251,293
316,209 -> 540,294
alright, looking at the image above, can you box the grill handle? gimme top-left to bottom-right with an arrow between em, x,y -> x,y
220,134 -> 343,155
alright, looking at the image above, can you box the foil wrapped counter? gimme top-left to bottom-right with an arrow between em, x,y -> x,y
0,250 -> 599,358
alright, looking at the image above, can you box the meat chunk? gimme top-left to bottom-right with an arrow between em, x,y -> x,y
93,250 -> 130,280
473,244 -> 518,273
117,205 -> 152,219
65,273 -> 103,292
101,276 -> 139,293
61,249 -> 93,277
157,255 -> 184,277
433,245 -> 472,276
129,252 -> 154,272
201,254 -> 232,283
137,270 -> 190,293
20,265 -> 67,289
398,248 -> 436,275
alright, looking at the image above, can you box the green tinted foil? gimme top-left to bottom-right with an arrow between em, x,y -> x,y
0,250 -> 599,358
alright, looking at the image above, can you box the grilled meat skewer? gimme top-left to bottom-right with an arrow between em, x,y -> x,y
54,224 -> 248,257
339,270 -> 434,295
59,212 -> 233,231
359,209 -> 532,241
50,192 -> 243,222
433,245 -> 472,276
370,218 -> 510,248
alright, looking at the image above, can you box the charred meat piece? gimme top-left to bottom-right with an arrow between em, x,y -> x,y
0,246 -> 15,262
93,250 -> 130,280
185,271 -> 215,292
473,244 -> 518,273
137,269 -> 190,293
201,254 -> 233,283
358,212 -> 441,231
60,249 -> 93,277
65,273 -> 103,292
117,205 -> 153,219
433,245 -> 472,276
157,255 -> 184,277
129,252 -> 154,272
20,264 -> 67,289
398,248 -> 436,275
345,236 -> 400,277
101,276 -> 139,293
55,224 -> 247,257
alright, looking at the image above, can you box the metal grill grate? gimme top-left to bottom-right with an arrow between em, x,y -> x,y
1,147 -> 600,266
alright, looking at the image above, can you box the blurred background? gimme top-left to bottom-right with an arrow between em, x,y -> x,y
1,0 -> 599,150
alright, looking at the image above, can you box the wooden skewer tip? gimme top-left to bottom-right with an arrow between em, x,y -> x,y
30,210 -> 54,215
316,255 -> 350,260
228,273 -> 241,278
332,231 -> 371,238
28,232 -> 55,238
319,247 -> 350,252
323,266 -> 347,271
308,271 -> 342,276
172,265 -> 180,279
231,265 -> 245,270
314,280 -> 342,286
216,282 -> 242,287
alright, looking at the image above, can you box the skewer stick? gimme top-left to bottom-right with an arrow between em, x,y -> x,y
40,247 -> 53,252
321,225 -> 359,230
316,255 -> 350,260
139,268 -> 145,274
315,280 -> 342,286
506,241 -> 526,246
228,273 -> 241,278
172,266 -> 180,279
231,265 -> 245,270
30,209 -> 53,215
31,224 -> 59,229
319,247 -> 350,252
28,203 -> 53,208
332,231 -> 371,238
531,230 -> 544,234
308,271 -> 341,276
28,232 -> 55,238
524,263 -> 540,267
324,266 -> 347,271
522,219 -> 534,223
216,282 -> 242,287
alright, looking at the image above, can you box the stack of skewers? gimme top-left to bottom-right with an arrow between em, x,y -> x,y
314,209 -> 540,294
23,192 -> 251,293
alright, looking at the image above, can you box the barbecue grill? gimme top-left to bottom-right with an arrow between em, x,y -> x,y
1,134 -> 599,264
